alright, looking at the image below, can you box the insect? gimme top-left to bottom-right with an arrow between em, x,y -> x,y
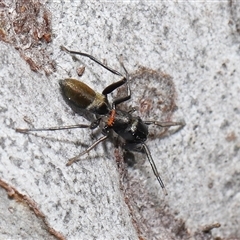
16,46 -> 184,195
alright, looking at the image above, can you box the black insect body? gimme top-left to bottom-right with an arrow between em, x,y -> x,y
109,111 -> 148,144
16,46 -> 184,195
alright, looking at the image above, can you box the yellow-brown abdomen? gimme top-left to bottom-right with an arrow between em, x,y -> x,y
60,79 -> 96,109
60,79 -> 110,115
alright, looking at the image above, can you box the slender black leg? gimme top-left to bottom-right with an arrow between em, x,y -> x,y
111,60 -> 131,108
122,142 -> 167,195
61,46 -> 132,108
144,120 -> 185,128
16,124 -> 91,133
102,77 -> 126,95
142,143 -> 168,196
61,46 -> 123,77
66,135 -> 108,166
103,60 -> 131,108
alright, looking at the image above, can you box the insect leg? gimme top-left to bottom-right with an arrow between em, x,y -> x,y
61,46 -> 123,77
66,135 -> 108,166
144,120 -> 185,128
102,77 -> 126,95
61,45 -> 132,108
16,124 -> 91,133
142,143 -> 168,196
103,60 -> 131,108
103,76 -> 131,109
112,61 -> 132,108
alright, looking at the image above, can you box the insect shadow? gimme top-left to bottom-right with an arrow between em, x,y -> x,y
16,46 -> 185,195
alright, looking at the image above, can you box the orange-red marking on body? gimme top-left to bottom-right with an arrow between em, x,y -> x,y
107,109 -> 116,126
